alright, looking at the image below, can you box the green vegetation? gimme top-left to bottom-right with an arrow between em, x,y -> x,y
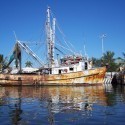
92,51 -> 125,72
0,54 -> 3,63
25,61 -> 33,67
102,51 -> 119,72
0,54 -> 3,70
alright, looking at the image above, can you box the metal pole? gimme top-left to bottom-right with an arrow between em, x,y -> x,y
101,34 -> 106,56
102,37 -> 104,55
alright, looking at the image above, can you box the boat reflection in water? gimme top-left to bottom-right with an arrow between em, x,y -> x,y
0,85 -> 125,125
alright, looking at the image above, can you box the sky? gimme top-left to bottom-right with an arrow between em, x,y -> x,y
0,0 -> 125,65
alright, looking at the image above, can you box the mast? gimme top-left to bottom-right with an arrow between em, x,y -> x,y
46,7 -> 51,67
46,7 -> 55,67
52,18 -> 56,64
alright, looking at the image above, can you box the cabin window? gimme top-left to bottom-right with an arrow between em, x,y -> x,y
85,62 -> 88,70
69,67 -> 74,71
59,69 -> 61,74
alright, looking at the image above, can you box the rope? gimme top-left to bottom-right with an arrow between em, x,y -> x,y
51,9 -> 77,54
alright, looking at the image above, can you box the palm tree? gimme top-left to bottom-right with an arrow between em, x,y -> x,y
25,61 -> 32,67
0,54 -> 3,70
0,54 -> 3,63
102,51 -> 118,72
91,57 -> 102,67
102,51 -> 115,64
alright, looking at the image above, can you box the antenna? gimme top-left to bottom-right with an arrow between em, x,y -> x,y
84,44 -> 87,57
13,31 -> 18,41
83,35 -> 88,57
100,34 -> 106,56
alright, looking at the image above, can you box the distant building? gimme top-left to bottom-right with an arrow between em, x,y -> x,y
115,58 -> 125,71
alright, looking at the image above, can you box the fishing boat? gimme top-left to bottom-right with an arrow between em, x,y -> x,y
0,7 -> 106,86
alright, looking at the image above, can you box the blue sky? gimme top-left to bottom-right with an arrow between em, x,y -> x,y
0,0 -> 125,62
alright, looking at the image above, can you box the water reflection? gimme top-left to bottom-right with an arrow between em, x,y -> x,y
0,85 -> 125,125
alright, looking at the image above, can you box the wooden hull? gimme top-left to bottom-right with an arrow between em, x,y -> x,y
0,67 -> 106,86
